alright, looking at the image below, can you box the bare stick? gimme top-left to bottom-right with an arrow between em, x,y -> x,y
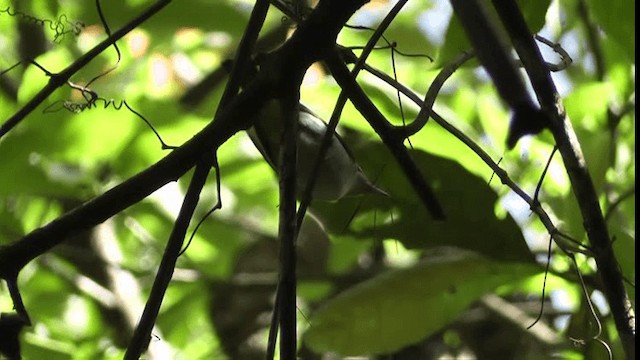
278,92 -> 299,360
124,158 -> 214,359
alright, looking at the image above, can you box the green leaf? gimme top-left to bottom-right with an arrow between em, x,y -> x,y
21,333 -> 74,360
0,131 -> 81,197
586,0 -> 635,61
438,0 -> 551,67
312,141 -> 534,262
564,81 -> 613,128
303,248 -> 541,356
437,14 -> 473,68
517,0 -> 552,33
143,1 -> 247,41
575,128 -> 611,195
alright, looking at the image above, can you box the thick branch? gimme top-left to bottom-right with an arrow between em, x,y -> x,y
0,0 -> 369,282
278,92 -> 299,360
491,0 -> 635,356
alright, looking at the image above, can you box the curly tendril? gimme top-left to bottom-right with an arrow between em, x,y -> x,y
0,7 -> 84,43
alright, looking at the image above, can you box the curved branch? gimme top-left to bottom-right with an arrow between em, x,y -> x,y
393,50 -> 474,138
356,59 -> 590,255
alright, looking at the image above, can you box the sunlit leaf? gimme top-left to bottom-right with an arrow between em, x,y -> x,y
0,1 -> 633,358
303,248 -> 541,356
517,0 -> 552,33
586,0 -> 635,61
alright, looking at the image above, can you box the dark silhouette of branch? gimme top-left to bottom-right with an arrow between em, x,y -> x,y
396,50 -> 474,139
178,22 -> 290,109
124,158 -> 214,359
324,51 -> 445,219
0,95 -> 246,279
5,275 -> 30,325
391,35 -> 570,140
0,0 -> 366,275
0,313 -> 28,360
206,0 -> 280,357
124,0 -> 267,341
297,0 -> 416,232
490,0 -> 635,356
278,92 -> 300,360
353,56 -> 590,255
604,185 -> 636,222
575,0 -> 605,80
449,0 -> 548,149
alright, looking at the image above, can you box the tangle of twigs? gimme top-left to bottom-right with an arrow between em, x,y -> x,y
38,0 -> 172,150
0,6 -> 84,43
43,85 -> 175,150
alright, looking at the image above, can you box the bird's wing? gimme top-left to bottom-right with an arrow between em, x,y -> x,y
247,124 -> 279,171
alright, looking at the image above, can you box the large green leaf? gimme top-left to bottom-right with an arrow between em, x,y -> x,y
142,1 -> 247,41
586,0 -> 635,61
311,141 -> 534,262
437,14 -> 473,68
517,0 -> 552,33
303,248 -> 541,356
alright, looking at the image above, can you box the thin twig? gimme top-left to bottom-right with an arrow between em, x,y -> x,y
527,234 -> 554,329
124,157 -> 214,359
531,35 -> 573,72
178,158 -> 222,256
533,146 -> 558,205
399,50 -> 474,138
604,185 -> 636,223
0,0 -> 172,139
568,254 -> 613,360
321,49 -> 445,219
576,0 -> 605,80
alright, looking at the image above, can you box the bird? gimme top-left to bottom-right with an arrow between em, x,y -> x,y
247,100 -> 388,202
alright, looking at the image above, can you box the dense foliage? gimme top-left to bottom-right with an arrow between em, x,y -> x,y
0,0 -> 634,359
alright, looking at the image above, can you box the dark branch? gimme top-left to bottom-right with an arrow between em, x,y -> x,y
124,158 -> 213,359
491,0 -> 635,356
277,92 -> 299,360
297,0 -> 412,229
324,50 -> 445,219
0,4 -> 370,355
449,0 -> 547,148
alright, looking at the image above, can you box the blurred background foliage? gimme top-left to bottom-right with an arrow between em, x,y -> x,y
0,0 -> 634,359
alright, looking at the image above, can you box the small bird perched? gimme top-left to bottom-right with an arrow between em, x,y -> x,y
247,100 -> 388,202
